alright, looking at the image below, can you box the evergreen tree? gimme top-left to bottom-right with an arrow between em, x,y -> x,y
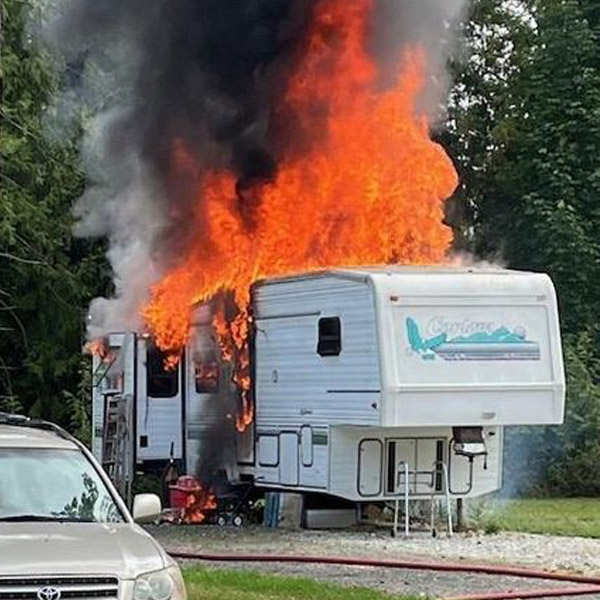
0,0 -> 110,426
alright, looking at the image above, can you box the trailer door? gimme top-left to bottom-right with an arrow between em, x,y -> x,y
136,340 -> 184,463
358,439 -> 382,496
279,432 -> 299,486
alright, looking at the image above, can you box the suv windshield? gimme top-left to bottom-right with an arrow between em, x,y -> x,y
0,448 -> 124,523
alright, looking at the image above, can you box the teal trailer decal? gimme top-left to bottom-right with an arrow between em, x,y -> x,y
406,317 -> 540,362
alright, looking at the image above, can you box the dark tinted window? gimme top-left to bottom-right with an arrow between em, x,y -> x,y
317,317 -> 341,356
147,345 -> 179,398
195,352 -> 219,394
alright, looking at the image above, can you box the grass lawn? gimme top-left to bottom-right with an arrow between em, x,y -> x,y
476,497 -> 600,538
183,567 -> 419,600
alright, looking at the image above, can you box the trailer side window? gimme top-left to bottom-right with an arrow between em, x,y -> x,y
317,317 -> 341,356
195,352 -> 219,394
147,345 -> 179,398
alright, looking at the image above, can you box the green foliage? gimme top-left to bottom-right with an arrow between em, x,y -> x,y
63,355 -> 94,446
477,0 -> 600,337
545,334 -> 600,494
442,0 -> 538,248
502,333 -> 600,496
483,519 -> 501,535
132,474 -> 164,498
0,0 -> 110,426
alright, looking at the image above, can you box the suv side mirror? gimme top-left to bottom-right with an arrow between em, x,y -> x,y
133,493 -> 162,523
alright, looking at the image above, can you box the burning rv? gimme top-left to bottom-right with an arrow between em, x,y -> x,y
92,267 -> 565,506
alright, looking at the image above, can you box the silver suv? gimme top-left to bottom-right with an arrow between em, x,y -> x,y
0,413 -> 185,600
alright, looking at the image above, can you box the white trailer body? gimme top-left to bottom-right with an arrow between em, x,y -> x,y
92,332 -> 136,462
92,307 -> 221,476
92,267 -> 565,503
248,267 -> 564,500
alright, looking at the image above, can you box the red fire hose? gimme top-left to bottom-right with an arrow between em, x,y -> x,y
169,551 -> 600,600
447,588 -> 600,600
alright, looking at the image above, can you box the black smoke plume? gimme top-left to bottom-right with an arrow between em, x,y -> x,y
34,0 -> 467,340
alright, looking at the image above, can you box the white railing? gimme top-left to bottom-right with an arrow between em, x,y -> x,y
392,460 -> 453,538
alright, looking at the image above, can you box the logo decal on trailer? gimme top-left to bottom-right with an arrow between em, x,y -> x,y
405,317 -> 540,362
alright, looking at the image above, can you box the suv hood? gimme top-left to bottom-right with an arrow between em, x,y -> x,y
0,523 -> 167,579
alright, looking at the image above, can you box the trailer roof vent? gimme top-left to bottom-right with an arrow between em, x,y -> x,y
317,317 -> 341,356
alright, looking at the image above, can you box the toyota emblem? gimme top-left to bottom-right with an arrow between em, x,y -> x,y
37,587 -> 61,600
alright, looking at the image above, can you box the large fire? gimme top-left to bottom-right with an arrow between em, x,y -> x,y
142,0 -> 458,425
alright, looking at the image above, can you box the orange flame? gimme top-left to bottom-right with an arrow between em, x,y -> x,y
142,0 -> 458,424
183,485 -> 217,524
213,307 -> 253,432
85,338 -> 114,363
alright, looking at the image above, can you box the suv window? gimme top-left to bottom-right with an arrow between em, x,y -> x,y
0,448 -> 124,523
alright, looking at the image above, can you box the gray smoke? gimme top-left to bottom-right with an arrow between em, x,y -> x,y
32,0 -> 468,338
373,0 -> 468,119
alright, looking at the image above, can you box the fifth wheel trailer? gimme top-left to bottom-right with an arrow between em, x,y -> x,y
92,267 -> 565,504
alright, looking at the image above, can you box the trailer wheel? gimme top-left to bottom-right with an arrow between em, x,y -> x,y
217,515 -> 227,527
232,514 -> 243,527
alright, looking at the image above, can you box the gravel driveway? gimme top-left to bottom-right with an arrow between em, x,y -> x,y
149,525 -> 600,598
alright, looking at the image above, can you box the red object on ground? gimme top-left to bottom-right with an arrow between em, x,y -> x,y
167,551 -> 600,600
168,475 -> 200,509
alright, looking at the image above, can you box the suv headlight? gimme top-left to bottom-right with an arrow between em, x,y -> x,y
134,566 -> 186,600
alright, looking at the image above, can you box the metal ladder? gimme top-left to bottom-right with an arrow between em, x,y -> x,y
102,393 -> 133,506
392,460 -> 453,538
